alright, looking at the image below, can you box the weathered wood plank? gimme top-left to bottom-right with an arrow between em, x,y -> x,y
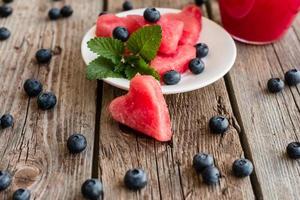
0,0 -> 101,199
97,0 -> 255,199
211,1 -> 300,199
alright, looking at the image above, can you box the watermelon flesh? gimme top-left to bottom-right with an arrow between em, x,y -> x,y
164,5 -> 202,45
151,44 -> 196,76
157,16 -> 184,55
109,75 -> 172,142
96,14 -> 184,55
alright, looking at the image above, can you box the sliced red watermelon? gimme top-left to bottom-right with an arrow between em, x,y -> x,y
151,44 -> 196,76
109,75 -> 172,142
157,16 -> 184,55
164,5 -> 202,45
96,14 -> 145,37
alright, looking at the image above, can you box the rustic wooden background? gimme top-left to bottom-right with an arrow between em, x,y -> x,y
0,0 -> 299,199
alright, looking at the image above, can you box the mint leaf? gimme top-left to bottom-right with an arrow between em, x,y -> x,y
125,57 -> 160,80
127,25 -> 162,62
87,38 -> 124,64
125,67 -> 139,80
86,57 -> 123,80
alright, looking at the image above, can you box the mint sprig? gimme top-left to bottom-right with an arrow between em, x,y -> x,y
87,37 -> 124,64
86,25 -> 162,81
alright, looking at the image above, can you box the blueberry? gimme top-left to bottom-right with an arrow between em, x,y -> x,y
195,43 -> 209,58
81,179 -> 103,200
189,58 -> 205,74
285,69 -> 300,86
209,116 -> 229,134
193,153 -> 214,173
12,188 -> 31,200
23,79 -> 43,97
0,27 -> 10,41
195,0 -> 208,6
202,166 -> 220,185
163,70 -> 181,85
0,5 -> 13,17
267,78 -> 284,93
124,168 -> 148,190
35,49 -> 52,64
1,114 -> 14,128
48,8 -> 61,20
123,1 -> 133,11
67,133 -> 87,154
143,8 -> 160,23
0,171 -> 12,191
60,5 -> 73,17
112,26 -> 129,42
232,158 -> 253,177
286,142 -> 300,159
37,92 -> 57,110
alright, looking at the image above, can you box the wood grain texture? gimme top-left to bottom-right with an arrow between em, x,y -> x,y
0,0 -> 101,199
211,1 -> 300,199
98,0 -> 255,199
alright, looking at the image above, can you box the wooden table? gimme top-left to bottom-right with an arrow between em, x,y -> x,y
0,0 -> 299,199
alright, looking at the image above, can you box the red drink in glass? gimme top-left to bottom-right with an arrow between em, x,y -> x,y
219,0 -> 300,44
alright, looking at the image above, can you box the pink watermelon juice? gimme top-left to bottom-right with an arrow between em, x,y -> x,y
219,0 -> 300,43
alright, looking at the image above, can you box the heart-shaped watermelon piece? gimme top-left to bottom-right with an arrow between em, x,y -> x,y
109,75 -> 172,141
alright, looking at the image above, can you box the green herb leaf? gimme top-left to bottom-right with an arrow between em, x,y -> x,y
86,57 -> 123,80
125,56 -> 160,80
124,67 -> 139,80
127,25 -> 162,62
87,37 -> 125,64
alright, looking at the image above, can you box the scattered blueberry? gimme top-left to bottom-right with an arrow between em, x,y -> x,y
0,5 -> 13,18
112,26 -> 129,42
0,27 -> 10,41
143,8 -> 160,23
124,168 -> 148,190
81,179 -> 103,200
286,142 -> 300,159
60,5 -> 73,17
163,70 -> 181,85
267,78 -> 284,93
209,116 -> 229,134
67,133 -> 87,154
37,92 -> 57,110
48,8 -> 61,20
189,58 -> 205,74
232,158 -> 253,177
123,1 -> 133,11
12,188 -> 31,200
0,171 -> 12,191
195,0 -> 208,6
284,69 -> 300,86
193,153 -> 214,173
1,114 -> 14,128
23,79 -> 43,97
202,166 -> 220,185
195,43 -> 209,58
35,49 -> 52,64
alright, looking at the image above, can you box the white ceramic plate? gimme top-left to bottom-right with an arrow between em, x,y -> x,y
81,8 -> 236,94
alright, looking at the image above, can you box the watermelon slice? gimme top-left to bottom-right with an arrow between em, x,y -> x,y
164,5 -> 202,45
96,14 -> 145,37
151,44 -> 196,76
109,75 -> 172,142
157,16 -> 184,55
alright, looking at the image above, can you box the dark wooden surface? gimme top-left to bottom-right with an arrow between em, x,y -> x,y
0,0 -> 299,199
